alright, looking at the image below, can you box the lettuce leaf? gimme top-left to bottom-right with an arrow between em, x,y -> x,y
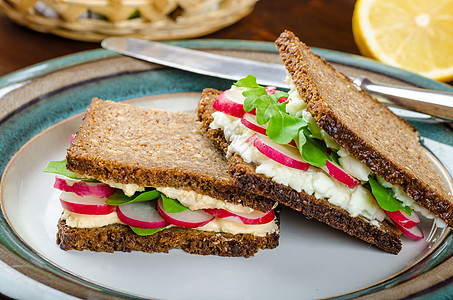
130,226 -> 166,236
43,159 -> 98,182
106,189 -> 161,205
161,193 -> 191,213
368,176 -> 412,215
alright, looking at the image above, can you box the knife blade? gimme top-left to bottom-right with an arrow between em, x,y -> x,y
101,37 -> 453,121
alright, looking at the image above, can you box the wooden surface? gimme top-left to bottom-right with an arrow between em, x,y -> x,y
0,0 -> 358,76
0,0 -> 451,86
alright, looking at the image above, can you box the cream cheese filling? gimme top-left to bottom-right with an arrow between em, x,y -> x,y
61,209 -> 278,237
156,187 -> 257,214
60,186 -> 279,236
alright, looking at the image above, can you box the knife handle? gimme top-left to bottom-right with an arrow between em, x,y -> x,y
353,77 -> 453,121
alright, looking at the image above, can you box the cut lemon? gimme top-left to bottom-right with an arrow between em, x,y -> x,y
352,0 -> 453,81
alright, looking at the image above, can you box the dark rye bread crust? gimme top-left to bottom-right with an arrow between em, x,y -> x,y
57,219 -> 279,258
197,89 -> 402,254
66,98 -> 275,213
275,30 -> 453,226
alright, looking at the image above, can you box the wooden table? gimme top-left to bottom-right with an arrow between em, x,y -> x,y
0,0 -> 361,76
0,0 -> 451,86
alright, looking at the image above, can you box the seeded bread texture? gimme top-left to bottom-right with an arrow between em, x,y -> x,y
275,30 -> 453,226
57,219 -> 279,258
197,88 -> 402,254
66,98 -> 275,213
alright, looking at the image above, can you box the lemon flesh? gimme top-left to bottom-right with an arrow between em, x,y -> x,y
353,0 -> 453,81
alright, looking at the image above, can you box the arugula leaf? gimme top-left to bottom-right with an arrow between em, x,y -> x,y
130,226 -> 166,236
237,75 -> 307,145
43,160 -> 98,182
234,74 -> 261,88
106,189 -> 161,206
296,129 -> 329,168
368,176 -> 412,215
161,193 -> 191,213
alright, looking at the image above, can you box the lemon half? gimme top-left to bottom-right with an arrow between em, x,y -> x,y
353,0 -> 453,81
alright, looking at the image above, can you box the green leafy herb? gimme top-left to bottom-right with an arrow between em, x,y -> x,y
106,189 -> 161,206
161,193 -> 191,213
368,176 -> 412,215
235,75 -> 306,145
43,160 -> 98,182
130,226 -> 166,236
296,129 -> 329,168
234,74 -> 261,89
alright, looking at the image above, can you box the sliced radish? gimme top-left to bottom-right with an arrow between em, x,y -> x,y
204,208 -> 275,225
117,201 -> 168,229
213,89 -> 247,118
392,221 -> 424,240
249,134 -> 310,171
241,113 -> 267,135
241,113 -> 297,147
70,134 -> 76,144
157,197 -> 214,228
265,86 -> 277,95
54,175 -> 116,198
385,209 -> 420,229
322,161 -> 360,189
60,192 -> 116,215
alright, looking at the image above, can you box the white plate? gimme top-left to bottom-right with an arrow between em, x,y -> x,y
0,41 -> 452,299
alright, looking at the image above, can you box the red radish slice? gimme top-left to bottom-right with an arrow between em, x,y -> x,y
213,89 -> 247,118
392,221 -> 424,240
322,161 -> 361,189
265,86 -> 277,95
116,201 -> 169,229
117,201 -> 168,229
60,192 -> 115,215
204,208 -> 275,225
241,113 -> 297,147
385,209 -> 420,229
70,134 -> 76,144
157,198 -> 214,228
54,175 -> 116,198
249,134 -> 310,171
241,113 -> 267,135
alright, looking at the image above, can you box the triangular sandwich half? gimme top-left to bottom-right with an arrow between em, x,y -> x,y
196,30 -> 452,254
46,98 -> 279,258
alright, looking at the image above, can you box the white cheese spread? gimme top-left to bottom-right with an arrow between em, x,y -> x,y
61,209 -> 122,228
156,187 -> 255,214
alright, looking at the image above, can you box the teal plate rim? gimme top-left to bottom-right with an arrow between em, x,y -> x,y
0,39 -> 452,299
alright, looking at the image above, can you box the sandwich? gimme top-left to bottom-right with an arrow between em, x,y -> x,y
196,30 -> 453,254
44,98 -> 279,258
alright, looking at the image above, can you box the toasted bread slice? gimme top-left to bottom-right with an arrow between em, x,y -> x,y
60,98 -> 279,257
197,89 -> 402,254
275,30 -> 453,227
67,98 -> 275,213
57,219 -> 279,258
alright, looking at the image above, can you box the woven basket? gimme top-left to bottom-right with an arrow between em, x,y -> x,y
0,0 -> 258,41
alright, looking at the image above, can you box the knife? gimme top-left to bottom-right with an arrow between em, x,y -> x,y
101,37 -> 453,121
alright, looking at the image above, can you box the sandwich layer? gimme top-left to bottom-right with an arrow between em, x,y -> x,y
275,30 -> 453,226
57,219 -> 279,258
66,98 -> 275,213
197,88 -> 402,254
60,98 -> 280,257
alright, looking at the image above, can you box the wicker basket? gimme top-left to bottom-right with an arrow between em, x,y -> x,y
0,0 -> 258,41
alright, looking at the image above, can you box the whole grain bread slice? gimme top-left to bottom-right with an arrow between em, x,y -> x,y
275,30 -> 453,226
66,98 -> 275,213
197,88 -> 402,254
57,218 -> 279,258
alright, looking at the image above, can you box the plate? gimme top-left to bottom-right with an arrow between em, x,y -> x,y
0,40 -> 452,299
